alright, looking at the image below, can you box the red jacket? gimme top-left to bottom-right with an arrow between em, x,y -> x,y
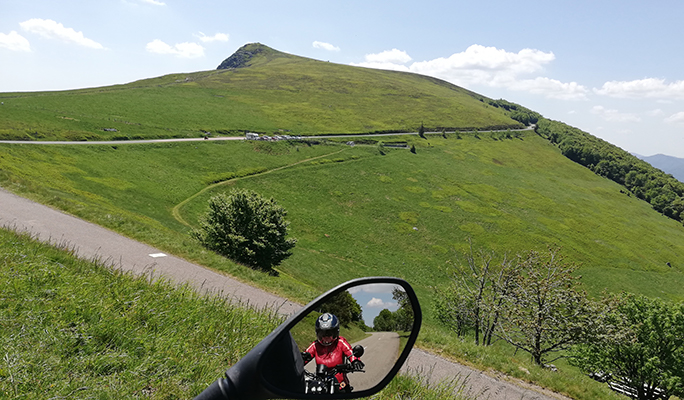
304,336 -> 358,384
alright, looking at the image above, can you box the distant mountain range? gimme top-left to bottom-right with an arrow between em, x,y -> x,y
635,153 -> 684,182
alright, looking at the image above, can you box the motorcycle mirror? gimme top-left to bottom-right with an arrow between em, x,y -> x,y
194,277 -> 421,400
352,345 -> 364,359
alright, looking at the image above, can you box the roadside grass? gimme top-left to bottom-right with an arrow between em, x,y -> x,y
0,227 -> 283,399
419,326 -> 624,400
3,133 -> 684,399
372,372 -> 474,400
0,227 -> 471,400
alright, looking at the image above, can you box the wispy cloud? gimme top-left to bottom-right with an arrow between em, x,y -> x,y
313,41 -> 340,52
509,77 -> 588,101
20,18 -> 103,49
353,48 -> 411,69
139,0 -> 166,5
366,297 -> 397,309
146,39 -> 204,58
196,32 -> 229,43
352,44 -> 588,100
595,78 -> 684,100
591,105 -> 641,123
665,111 -> 684,124
0,31 -> 31,52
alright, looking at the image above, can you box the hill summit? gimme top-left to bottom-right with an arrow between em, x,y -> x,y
216,43 -> 287,70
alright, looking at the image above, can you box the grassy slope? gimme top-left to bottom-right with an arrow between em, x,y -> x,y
0,45 -> 521,141
3,134 -> 678,399
3,135 -> 683,306
0,228 -> 282,399
0,228 -> 469,400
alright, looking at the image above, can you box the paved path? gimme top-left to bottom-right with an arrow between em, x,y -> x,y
0,187 -> 301,315
0,187 -> 567,400
0,125 -> 535,146
350,332 -> 401,391
402,349 -> 570,400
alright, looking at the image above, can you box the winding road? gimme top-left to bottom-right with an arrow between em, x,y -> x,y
0,125 -> 535,146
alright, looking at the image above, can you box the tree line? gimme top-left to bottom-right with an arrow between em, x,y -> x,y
536,118 -> 684,222
487,99 -> 542,126
434,244 -> 684,400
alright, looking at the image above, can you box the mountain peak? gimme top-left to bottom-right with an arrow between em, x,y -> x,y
216,43 -> 283,70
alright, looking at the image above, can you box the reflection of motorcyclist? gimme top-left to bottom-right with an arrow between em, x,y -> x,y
301,313 -> 364,392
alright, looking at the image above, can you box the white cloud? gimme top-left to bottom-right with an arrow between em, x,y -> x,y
20,18 -> 103,49
313,41 -> 340,52
366,49 -> 412,64
591,105 -> 641,122
140,0 -> 166,5
351,49 -> 412,72
595,78 -> 684,100
0,31 -> 31,52
646,109 -> 664,117
352,44 -> 586,100
411,45 -> 553,77
665,111 -> 684,124
509,77 -> 588,100
146,39 -> 204,58
366,297 -> 397,308
347,284 -> 401,294
196,32 -> 229,43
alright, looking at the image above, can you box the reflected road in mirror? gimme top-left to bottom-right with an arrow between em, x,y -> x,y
292,282 -> 415,394
347,332 -> 400,391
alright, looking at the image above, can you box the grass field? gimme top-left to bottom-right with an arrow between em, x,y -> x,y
0,228 -> 282,399
2,132 -> 683,399
0,228 -> 473,400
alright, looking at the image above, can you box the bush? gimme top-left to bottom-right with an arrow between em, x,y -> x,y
192,189 -> 297,272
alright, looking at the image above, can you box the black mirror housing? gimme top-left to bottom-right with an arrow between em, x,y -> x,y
194,277 -> 422,400
352,345 -> 364,359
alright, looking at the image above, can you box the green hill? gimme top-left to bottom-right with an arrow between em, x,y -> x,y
0,43 -> 522,142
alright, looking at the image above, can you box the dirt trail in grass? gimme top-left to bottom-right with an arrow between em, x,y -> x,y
171,148 -> 348,227
0,187 -> 568,400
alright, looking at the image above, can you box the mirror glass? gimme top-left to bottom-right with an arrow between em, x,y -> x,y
273,282 -> 416,395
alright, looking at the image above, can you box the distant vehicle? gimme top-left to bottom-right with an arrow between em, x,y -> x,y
246,132 -> 259,140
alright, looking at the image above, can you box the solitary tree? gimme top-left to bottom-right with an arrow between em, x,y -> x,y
572,294 -> 684,400
192,189 -> 296,272
497,248 -> 593,365
435,242 -> 517,346
418,123 -> 426,139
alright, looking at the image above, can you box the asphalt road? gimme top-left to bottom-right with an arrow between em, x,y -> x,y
0,186 -> 567,400
0,125 -> 535,146
349,332 -> 401,391
0,187 -> 301,315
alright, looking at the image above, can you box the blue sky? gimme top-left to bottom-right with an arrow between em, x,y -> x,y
348,284 -> 400,328
2,0 -> 684,157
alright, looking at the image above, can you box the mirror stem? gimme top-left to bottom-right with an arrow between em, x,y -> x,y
193,378 -> 233,400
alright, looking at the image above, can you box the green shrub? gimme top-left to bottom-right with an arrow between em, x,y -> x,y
192,189 -> 297,272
